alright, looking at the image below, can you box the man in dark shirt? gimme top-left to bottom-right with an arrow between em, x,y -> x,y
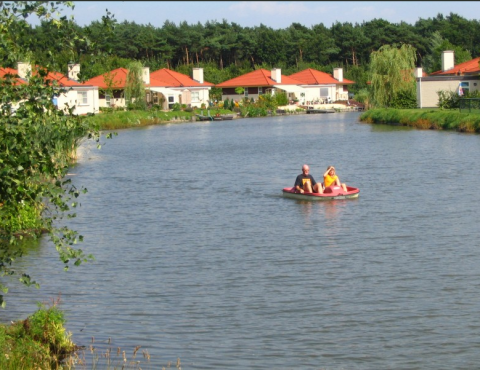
294,164 -> 323,194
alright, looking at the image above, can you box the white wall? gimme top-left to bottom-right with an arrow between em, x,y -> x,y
57,86 -> 99,114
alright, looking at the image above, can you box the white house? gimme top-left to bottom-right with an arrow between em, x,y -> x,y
289,68 -> 355,105
17,62 -> 99,115
416,50 -> 480,108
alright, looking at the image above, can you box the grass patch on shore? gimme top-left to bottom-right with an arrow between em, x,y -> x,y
359,108 -> 480,133
0,300 -> 76,369
85,109 -> 233,130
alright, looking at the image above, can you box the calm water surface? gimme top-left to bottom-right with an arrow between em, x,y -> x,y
2,112 -> 480,369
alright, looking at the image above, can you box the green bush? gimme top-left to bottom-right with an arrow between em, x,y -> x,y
391,89 -> 417,109
275,92 -> 289,106
437,90 -> 460,109
0,302 -> 75,369
171,103 -> 182,111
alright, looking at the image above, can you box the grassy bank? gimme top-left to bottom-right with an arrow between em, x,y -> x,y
85,108 -> 234,130
359,108 -> 480,133
0,301 -> 76,369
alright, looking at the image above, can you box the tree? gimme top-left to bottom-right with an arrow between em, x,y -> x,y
0,1 -> 114,307
125,61 -> 146,109
422,31 -> 472,74
369,44 -> 417,108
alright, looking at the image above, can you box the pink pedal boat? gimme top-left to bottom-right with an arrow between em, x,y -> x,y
282,185 -> 360,201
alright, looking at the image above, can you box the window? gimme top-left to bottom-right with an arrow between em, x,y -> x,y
244,87 -> 249,97
258,87 -> 263,95
105,94 -> 111,107
460,82 -> 470,95
168,95 -> 175,109
78,91 -> 88,105
191,91 -> 200,102
319,87 -> 329,99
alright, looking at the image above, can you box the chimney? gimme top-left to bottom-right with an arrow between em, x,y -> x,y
68,63 -> 80,80
193,67 -> 204,84
142,67 -> 150,84
333,68 -> 343,82
17,62 -> 31,80
442,50 -> 455,72
414,67 -> 423,78
271,68 -> 281,83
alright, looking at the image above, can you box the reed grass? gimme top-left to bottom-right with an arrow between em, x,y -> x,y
67,337 -> 182,370
359,108 -> 480,133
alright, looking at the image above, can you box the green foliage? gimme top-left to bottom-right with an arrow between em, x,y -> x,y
125,60 -> 146,110
369,44 -> 417,108
391,89 -> 418,109
422,31 -> 472,73
437,90 -> 461,109
0,1 -> 110,307
360,108 -> 480,133
171,102 -> 182,111
274,92 -> 289,106
235,87 -> 245,95
0,300 -> 75,369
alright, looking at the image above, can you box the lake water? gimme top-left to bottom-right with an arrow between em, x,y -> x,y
2,112 -> 480,369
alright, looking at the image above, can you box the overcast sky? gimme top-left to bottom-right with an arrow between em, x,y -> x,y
31,1 -> 480,29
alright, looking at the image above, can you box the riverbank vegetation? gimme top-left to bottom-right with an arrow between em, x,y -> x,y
0,2 -> 112,308
359,108 -> 480,133
0,300 -> 75,369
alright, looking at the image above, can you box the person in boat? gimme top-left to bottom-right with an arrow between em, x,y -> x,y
323,166 -> 347,192
294,164 -> 324,194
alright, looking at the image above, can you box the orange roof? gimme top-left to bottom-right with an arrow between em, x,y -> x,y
216,69 -> 303,88
84,67 -> 213,89
0,67 -> 26,85
44,70 -> 83,87
430,57 -> 480,76
0,67 -> 82,87
150,68 -> 214,87
83,67 -> 129,89
289,68 -> 354,85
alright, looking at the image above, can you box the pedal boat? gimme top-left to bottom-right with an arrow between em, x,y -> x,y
282,185 -> 359,201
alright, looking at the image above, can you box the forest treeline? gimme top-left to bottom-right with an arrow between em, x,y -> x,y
4,10 -> 480,93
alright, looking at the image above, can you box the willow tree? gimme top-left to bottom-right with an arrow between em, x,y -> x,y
125,60 -> 146,109
369,44 -> 417,108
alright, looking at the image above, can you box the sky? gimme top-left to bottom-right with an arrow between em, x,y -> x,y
29,1 -> 480,29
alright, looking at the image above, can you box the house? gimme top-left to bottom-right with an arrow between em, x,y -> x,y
415,50 -> 480,108
288,68 -> 355,104
216,68 -> 306,103
18,62 -> 99,115
148,67 -> 213,109
84,67 -> 213,109
83,67 -> 131,108
3,62 -> 100,115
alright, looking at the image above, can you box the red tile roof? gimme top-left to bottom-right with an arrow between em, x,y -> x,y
150,68 -> 214,87
83,67 -> 129,89
84,67 -> 214,89
0,67 -> 82,87
430,57 -> 480,76
0,67 -> 26,85
216,69 -> 303,88
289,68 -> 354,85
44,70 -> 83,87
